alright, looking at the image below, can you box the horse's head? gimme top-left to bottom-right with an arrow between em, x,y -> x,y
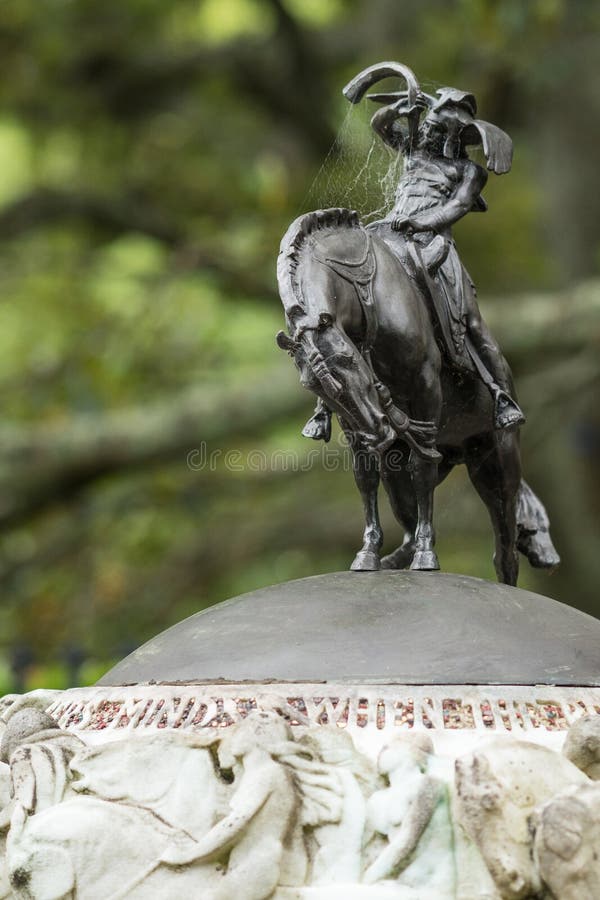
277,322 -> 396,453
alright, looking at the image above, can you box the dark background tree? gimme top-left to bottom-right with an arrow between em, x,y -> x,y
0,0 -> 598,687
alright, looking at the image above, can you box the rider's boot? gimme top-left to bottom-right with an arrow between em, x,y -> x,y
302,402 -> 332,442
492,387 -> 526,431
465,337 -> 525,431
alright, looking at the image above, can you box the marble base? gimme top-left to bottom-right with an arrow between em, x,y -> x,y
0,681 -> 598,899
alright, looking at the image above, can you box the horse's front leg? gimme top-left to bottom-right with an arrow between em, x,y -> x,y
409,454 -> 440,571
344,428 -> 383,571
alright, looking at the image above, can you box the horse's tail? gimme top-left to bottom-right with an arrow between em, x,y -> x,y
516,480 -> 560,569
277,207 -> 360,316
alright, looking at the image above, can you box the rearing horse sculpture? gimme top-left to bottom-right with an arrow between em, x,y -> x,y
276,63 -> 559,586
276,208 -> 557,585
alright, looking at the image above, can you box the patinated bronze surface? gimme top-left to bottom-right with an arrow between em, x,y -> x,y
100,572 -> 600,686
276,61 -> 559,585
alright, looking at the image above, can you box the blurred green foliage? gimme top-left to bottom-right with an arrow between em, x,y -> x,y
0,0 -> 598,689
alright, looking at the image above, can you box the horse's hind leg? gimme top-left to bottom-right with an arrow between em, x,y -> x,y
405,358 -> 442,572
379,449 -> 417,569
381,532 -> 415,570
345,429 -> 383,571
380,448 -> 441,571
409,455 -> 440,571
381,455 -> 454,569
465,432 -> 521,585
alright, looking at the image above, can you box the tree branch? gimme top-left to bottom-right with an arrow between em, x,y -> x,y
0,188 -> 182,245
0,367 -> 309,530
64,14 -> 336,155
0,188 -> 276,298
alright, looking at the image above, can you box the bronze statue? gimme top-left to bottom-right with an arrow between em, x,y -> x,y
276,61 -> 559,585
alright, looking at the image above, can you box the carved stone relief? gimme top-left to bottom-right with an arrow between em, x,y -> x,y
0,689 -> 598,899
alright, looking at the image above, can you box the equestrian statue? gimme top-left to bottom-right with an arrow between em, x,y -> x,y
276,61 -> 559,585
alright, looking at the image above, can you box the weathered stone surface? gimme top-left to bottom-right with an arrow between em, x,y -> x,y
532,782 -> 600,900
99,572 -> 600,686
562,714 -> 600,779
0,693 -> 599,899
455,739 -> 588,898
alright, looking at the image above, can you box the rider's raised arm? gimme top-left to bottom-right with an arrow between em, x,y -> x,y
412,161 -> 488,232
370,106 -> 407,151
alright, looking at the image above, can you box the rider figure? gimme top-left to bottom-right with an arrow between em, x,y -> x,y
369,87 -> 524,431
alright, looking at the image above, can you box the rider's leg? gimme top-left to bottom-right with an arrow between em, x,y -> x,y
467,306 -> 513,394
466,302 -> 526,429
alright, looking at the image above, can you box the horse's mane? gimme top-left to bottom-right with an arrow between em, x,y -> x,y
277,207 -> 361,314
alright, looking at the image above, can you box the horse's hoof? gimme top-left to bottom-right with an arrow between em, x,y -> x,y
381,546 -> 414,570
350,550 -> 381,572
410,550 -> 440,571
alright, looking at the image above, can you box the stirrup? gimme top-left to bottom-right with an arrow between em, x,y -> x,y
493,390 -> 526,430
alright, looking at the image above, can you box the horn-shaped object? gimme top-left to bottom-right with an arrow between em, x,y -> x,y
343,61 -> 420,109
